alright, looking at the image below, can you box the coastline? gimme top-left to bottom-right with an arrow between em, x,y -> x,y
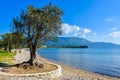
0,49 -> 119,80
38,54 -> 120,80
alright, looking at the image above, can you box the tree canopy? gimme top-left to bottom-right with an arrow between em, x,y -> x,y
1,33 -> 13,52
12,3 -> 63,66
1,32 -> 25,52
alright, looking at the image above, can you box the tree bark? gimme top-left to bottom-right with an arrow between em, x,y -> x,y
27,38 -> 38,66
4,45 -> 7,51
29,45 -> 36,66
26,26 -> 42,66
9,43 -> 12,52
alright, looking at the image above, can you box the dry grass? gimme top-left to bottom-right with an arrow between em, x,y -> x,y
2,63 -> 57,74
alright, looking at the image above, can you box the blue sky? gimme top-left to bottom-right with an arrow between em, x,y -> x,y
0,0 -> 120,44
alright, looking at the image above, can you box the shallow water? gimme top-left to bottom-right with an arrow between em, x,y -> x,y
38,48 -> 120,77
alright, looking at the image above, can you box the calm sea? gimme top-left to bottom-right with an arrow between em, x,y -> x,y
37,48 -> 120,77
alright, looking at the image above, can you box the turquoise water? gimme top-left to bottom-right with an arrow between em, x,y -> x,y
38,48 -> 120,77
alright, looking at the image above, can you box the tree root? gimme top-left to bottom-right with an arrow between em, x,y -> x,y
11,61 -> 44,69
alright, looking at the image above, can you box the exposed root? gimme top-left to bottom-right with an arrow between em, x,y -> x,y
11,61 -> 44,69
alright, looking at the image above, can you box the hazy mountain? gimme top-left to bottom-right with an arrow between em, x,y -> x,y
45,37 -> 120,48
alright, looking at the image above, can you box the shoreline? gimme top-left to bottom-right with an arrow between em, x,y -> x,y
38,55 -> 120,80
0,49 -> 120,80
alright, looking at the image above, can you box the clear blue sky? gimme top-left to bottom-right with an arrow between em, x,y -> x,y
0,0 -> 120,44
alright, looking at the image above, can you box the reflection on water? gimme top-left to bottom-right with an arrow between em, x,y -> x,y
38,48 -> 120,77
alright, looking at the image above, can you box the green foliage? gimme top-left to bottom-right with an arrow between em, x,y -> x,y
13,4 -> 63,45
1,33 -> 13,51
1,32 -> 25,52
0,40 -> 3,48
12,3 -> 63,65
12,32 -> 25,49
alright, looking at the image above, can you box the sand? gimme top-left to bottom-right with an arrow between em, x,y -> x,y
0,49 -> 120,80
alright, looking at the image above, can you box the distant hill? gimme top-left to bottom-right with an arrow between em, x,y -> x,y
45,37 -> 120,48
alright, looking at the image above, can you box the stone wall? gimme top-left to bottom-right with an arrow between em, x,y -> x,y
0,63 -> 62,78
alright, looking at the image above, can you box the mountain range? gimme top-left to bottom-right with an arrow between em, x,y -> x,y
45,37 -> 120,48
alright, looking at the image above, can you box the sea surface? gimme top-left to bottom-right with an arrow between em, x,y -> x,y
37,48 -> 120,77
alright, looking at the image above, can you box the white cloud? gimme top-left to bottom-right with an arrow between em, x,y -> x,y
61,23 -> 81,36
93,32 -> 96,36
62,23 -> 91,38
111,27 -> 117,31
109,26 -> 119,31
61,23 -> 73,34
106,18 -> 114,22
109,31 -> 120,38
82,28 -> 91,38
83,28 -> 91,34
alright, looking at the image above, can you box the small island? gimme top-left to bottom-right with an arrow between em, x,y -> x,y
64,45 -> 89,48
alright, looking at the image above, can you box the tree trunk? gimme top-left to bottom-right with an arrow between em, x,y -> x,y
26,38 -> 43,67
29,44 -> 37,66
14,44 -> 43,68
4,46 -> 7,51
9,44 -> 12,52
29,46 -> 36,66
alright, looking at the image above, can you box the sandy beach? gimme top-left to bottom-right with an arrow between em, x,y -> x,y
0,49 -> 120,80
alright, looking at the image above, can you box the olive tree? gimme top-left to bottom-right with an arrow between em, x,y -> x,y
1,32 -> 25,52
1,33 -> 13,52
13,4 -> 63,66
12,32 -> 25,50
